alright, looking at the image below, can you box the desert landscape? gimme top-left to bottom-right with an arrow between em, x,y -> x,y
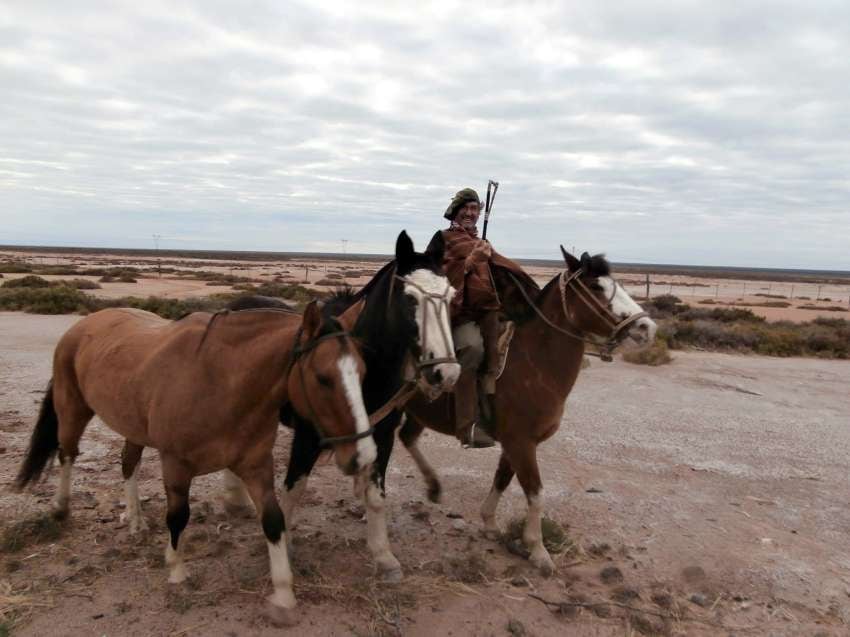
1,248 -> 849,636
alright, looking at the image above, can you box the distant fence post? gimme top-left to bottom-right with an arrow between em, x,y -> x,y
715,284 -> 719,298
645,274 -> 650,300
817,285 -> 823,301
790,284 -> 794,299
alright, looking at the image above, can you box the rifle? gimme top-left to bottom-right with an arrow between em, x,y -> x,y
481,179 -> 499,241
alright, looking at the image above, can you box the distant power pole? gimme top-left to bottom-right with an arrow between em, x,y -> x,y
341,239 -> 349,256
152,234 -> 162,278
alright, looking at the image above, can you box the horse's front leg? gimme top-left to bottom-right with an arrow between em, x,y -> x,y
507,441 -> 555,575
399,413 -> 442,503
233,454 -> 298,627
359,416 -> 402,582
480,451 -> 515,539
281,419 -> 321,529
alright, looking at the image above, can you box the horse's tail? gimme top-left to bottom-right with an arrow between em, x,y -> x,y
15,380 -> 59,490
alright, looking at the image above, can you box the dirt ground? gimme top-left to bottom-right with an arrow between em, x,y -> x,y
1,312 -> 849,636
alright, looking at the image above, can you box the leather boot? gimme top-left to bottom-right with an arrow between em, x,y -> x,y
452,371 -> 495,448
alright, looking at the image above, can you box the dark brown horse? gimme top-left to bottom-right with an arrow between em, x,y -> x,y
399,248 -> 657,574
15,300 -> 372,625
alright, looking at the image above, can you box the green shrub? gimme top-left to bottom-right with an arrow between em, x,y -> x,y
661,315 -> 849,358
55,278 -> 101,290
0,285 -> 94,314
1,275 -> 51,289
0,261 -> 32,273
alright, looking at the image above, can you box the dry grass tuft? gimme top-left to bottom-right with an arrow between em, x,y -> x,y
0,513 -> 64,553
622,340 -> 673,366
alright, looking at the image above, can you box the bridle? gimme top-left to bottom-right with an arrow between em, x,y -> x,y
508,269 -> 648,362
391,273 -> 457,378
286,325 -> 378,448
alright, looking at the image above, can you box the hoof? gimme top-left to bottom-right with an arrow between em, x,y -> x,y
426,481 -> 442,504
380,567 -> 403,584
265,601 -> 299,627
481,527 -> 501,541
129,517 -> 149,535
51,507 -> 69,521
531,553 -> 555,577
167,565 -> 188,584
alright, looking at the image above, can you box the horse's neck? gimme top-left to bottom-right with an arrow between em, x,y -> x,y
512,279 -> 586,394
357,279 -> 409,398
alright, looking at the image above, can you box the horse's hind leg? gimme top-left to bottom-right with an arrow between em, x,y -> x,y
52,379 -> 94,519
232,455 -> 298,626
399,413 -> 441,503
221,469 -> 254,517
121,441 -> 147,534
506,441 -> 555,576
480,451 -> 515,539
160,455 -> 193,584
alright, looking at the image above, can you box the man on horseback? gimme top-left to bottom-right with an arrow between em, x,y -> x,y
433,187 -> 517,448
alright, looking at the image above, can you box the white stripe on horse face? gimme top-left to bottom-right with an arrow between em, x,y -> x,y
404,268 -> 456,365
599,276 -> 644,319
337,354 -> 377,467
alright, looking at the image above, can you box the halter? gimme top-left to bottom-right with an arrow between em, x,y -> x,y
508,269 -> 648,362
286,325 -> 377,448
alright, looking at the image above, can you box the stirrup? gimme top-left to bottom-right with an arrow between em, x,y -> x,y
462,422 -> 495,449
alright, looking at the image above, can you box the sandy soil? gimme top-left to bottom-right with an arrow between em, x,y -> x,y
1,311 -> 848,636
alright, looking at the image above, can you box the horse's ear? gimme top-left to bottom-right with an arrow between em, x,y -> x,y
302,300 -> 322,340
425,230 -> 445,266
580,252 -> 592,271
396,230 -> 415,272
560,245 -> 581,273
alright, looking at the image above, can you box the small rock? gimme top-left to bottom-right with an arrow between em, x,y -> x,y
690,593 -> 708,607
506,618 -> 526,637
585,487 -> 603,494
451,519 -> 467,532
0,446 -> 6,454
510,577 -> 528,587
446,511 -> 464,519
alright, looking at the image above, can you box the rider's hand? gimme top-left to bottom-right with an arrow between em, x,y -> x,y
471,240 -> 492,259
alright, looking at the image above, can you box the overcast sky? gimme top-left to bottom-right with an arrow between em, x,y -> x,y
2,1 -> 849,269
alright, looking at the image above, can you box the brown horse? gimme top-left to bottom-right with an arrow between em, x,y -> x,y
399,248 -> 658,574
15,300 -> 373,625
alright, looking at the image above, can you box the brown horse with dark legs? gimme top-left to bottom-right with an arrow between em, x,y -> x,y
14,300 -> 373,625
399,248 -> 658,574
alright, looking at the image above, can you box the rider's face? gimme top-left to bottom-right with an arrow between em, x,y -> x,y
456,201 -> 480,228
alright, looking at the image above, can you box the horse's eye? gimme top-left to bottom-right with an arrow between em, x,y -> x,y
316,374 -> 333,388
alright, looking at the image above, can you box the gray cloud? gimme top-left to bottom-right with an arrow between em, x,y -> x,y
2,0 -> 849,268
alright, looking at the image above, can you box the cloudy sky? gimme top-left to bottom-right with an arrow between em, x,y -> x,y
2,1 -> 848,269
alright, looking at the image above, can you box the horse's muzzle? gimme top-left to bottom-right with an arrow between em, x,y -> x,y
629,316 -> 658,344
420,361 -> 461,399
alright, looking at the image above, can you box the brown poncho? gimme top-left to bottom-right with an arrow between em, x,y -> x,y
436,228 -> 538,324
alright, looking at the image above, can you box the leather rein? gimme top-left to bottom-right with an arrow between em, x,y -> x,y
507,269 -> 648,362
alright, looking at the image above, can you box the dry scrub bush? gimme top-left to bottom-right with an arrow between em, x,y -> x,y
622,340 -> 673,366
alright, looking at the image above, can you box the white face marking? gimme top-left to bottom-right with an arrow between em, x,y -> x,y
404,268 -> 457,369
337,354 -> 378,467
598,276 -> 658,341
